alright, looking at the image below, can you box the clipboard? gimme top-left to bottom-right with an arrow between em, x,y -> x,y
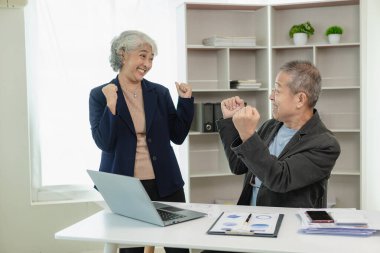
207,212 -> 284,237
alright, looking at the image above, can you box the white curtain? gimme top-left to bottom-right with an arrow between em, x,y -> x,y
24,0 -> 179,191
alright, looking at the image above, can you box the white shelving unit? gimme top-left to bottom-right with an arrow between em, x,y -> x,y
177,0 -> 360,208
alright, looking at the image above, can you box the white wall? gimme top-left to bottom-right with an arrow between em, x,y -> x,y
0,8 -> 103,253
361,0 -> 380,211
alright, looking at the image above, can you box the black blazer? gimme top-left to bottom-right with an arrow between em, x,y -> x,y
217,110 -> 341,208
89,76 -> 194,197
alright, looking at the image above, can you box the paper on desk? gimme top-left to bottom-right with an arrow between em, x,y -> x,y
332,212 -> 369,225
298,209 -> 379,236
209,212 -> 280,234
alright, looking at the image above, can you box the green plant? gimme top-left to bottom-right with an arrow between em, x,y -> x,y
289,21 -> 315,38
325,25 -> 343,36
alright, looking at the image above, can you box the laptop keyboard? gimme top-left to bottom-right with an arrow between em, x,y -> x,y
157,209 -> 186,221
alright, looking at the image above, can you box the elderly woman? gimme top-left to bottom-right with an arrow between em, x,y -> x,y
89,30 -> 192,253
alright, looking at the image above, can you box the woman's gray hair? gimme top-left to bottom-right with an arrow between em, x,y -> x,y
280,60 -> 322,107
109,30 -> 158,72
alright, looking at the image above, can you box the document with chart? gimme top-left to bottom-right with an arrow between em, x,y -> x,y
207,212 -> 284,237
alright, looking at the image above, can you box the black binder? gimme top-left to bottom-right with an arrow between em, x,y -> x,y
191,103 -> 202,132
213,103 -> 223,132
202,103 -> 214,132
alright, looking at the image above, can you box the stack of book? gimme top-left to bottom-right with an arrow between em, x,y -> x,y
202,36 -> 256,47
298,209 -> 378,236
230,80 -> 262,90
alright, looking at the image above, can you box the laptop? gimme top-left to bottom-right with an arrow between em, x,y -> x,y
87,170 -> 206,227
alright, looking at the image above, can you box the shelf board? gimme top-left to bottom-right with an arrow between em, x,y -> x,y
189,131 -> 219,136
322,86 -> 360,90
187,3 -> 265,11
189,149 -> 219,154
331,171 -> 360,176
190,171 -> 360,178
271,0 -> 359,10
272,45 -> 313,49
192,88 -> 268,92
190,171 -> 360,177
189,80 -> 216,82
316,42 -> 360,48
272,42 -> 359,49
190,130 -> 360,135
187,45 -> 267,50
330,129 -> 360,133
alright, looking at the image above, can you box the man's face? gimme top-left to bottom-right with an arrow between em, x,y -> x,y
270,71 -> 300,123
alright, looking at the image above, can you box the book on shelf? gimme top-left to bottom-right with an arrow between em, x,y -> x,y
230,80 -> 262,89
202,35 -> 256,47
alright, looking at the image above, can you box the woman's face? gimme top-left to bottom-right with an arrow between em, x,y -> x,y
122,43 -> 154,83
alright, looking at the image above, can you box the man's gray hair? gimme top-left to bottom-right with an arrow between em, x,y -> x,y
280,60 -> 322,107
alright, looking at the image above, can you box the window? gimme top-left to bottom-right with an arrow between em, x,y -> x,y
25,0 -> 179,203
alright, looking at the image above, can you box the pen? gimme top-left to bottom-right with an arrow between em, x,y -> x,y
245,213 -> 252,225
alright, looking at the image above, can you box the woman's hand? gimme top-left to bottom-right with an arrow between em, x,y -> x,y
221,96 -> 245,119
102,83 -> 118,115
175,82 -> 192,98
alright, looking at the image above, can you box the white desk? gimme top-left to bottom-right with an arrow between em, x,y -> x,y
55,203 -> 380,253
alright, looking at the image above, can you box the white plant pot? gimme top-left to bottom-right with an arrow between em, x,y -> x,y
293,33 -> 308,46
327,34 -> 341,44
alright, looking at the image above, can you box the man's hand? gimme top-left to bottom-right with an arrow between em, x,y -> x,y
221,96 -> 245,119
175,82 -> 192,98
232,106 -> 261,142
102,83 -> 118,115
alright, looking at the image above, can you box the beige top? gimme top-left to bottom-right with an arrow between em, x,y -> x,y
122,87 -> 155,180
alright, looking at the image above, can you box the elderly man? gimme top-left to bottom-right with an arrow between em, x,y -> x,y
218,60 -> 340,208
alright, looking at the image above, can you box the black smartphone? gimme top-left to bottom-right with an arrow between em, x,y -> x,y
305,211 -> 334,223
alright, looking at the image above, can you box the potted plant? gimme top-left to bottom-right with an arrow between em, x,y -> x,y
325,25 -> 343,44
289,21 -> 315,46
